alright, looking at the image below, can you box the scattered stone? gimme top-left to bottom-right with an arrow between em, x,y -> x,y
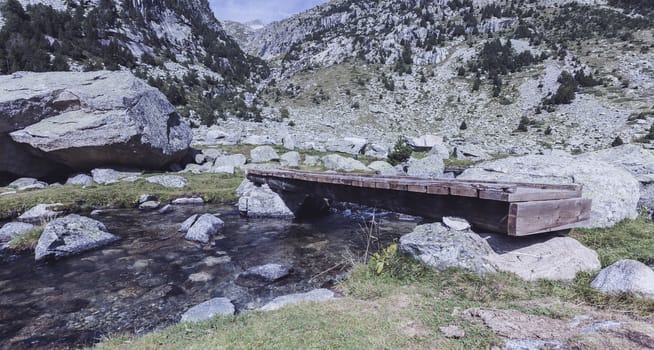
454,144 -> 491,161
35,214 -> 119,261
145,175 -> 188,189
179,214 -> 199,233
138,194 -> 158,204
368,161 -> 401,176
365,143 -> 389,159
210,165 -> 236,174
180,163 -> 211,174
466,308 -> 571,340
591,260 -> 654,300
65,174 -> 93,187
250,146 -> 280,163
203,255 -> 231,266
237,263 -> 291,287
188,271 -> 213,283
260,289 -> 335,311
407,134 -> 443,151
280,151 -> 301,167
180,298 -> 235,322
139,201 -> 160,210
406,155 -> 445,178
326,137 -> 367,155
213,154 -> 247,168
439,325 -> 465,339
238,183 -> 294,218
242,135 -> 276,145
185,214 -> 224,243
91,168 -> 141,185
428,143 -> 451,160
303,155 -> 321,167
8,178 -> 48,191
172,197 -> 205,205
442,217 -> 471,231
321,154 -> 369,172
18,203 -> 65,224
459,154 -> 640,228
0,222 -> 35,242
158,205 -> 173,214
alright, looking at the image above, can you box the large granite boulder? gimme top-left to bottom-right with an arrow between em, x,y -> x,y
236,263 -> 292,287
18,203 -> 65,223
321,154 -> 369,172
238,183 -> 294,218
0,222 -> 35,242
400,223 -> 600,281
184,214 -> 224,243
35,214 -> 119,261
180,298 -> 235,322
459,154 -> 640,228
406,155 -> 445,178
325,137 -> 367,155
0,71 -> 192,177
591,260 -> 654,300
250,146 -> 280,163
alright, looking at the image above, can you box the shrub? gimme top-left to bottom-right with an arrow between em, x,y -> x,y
388,138 -> 412,166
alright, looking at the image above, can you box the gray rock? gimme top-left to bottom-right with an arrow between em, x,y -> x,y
459,154 -> 640,228
428,143 -> 451,160
0,222 -> 35,242
250,146 -> 280,163
8,177 -> 48,191
158,204 -> 173,214
18,203 -> 64,224
280,151 -> 301,167
180,298 -> 235,322
213,154 -> 247,168
2,71 -> 192,175
238,184 -> 294,218
181,163 -> 211,174
35,214 -> 119,261
185,214 -> 224,243
439,325 -> 465,339
209,165 -> 236,174
364,143 -> 389,159
368,161 -> 401,176
202,148 -> 223,162
138,194 -> 158,204
91,168 -> 141,185
66,174 -> 93,187
407,134 -> 442,150
322,154 -> 369,172
172,197 -> 205,205
590,260 -> 654,299
139,201 -> 160,210
194,153 -> 207,165
145,175 -> 188,189
406,155 -> 445,178
179,214 -> 199,233
282,134 -> 296,150
442,217 -> 471,231
242,135 -> 277,145
303,155 -> 321,167
237,263 -> 291,286
326,137 -> 367,155
260,289 -> 335,311
454,144 -> 491,161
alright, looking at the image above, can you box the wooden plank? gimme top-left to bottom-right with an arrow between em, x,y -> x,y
511,198 -> 592,236
407,185 -> 428,193
506,188 -> 583,202
449,185 -> 478,197
427,184 -> 449,195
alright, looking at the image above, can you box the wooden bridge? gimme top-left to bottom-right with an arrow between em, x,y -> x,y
246,169 -> 592,236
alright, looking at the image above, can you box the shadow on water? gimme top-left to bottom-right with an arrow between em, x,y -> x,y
0,204 -> 416,350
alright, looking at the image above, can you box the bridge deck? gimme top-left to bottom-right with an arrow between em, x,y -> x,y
246,169 -> 592,236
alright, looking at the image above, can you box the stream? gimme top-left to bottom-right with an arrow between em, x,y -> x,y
0,204 -> 417,349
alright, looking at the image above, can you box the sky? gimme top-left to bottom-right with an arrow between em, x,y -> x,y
209,0 -> 328,24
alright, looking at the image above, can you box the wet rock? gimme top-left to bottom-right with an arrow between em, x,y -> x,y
35,214 -> 119,261
439,325 -> 465,339
178,214 -> 199,233
237,263 -> 291,287
203,255 -> 231,266
158,205 -> 173,214
326,137 -> 367,155
406,155 -> 445,178
172,197 -> 205,205
188,271 -> 213,282
8,177 -> 48,191
145,175 -> 187,189
321,154 -> 369,172
280,151 -> 301,167
459,154 -> 640,228
250,146 -> 280,163
65,174 -> 93,187
91,168 -> 141,185
238,183 -> 294,218
368,161 -> 401,176
442,217 -> 471,231
260,289 -> 335,311
213,154 -> 247,168
185,214 -> 224,243
180,298 -> 235,322
0,222 -> 35,242
18,203 -> 65,224
591,260 -> 654,299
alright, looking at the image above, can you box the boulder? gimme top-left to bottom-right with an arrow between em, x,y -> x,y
2,71 -> 192,176
250,146 -> 280,163
242,135 -> 276,145
158,204 -> 173,214
65,174 -> 93,187
590,260 -> 654,299
180,298 -> 235,322
260,289 -> 335,311
181,163 -> 211,174
428,143 -> 451,160
400,223 -> 601,281
282,134 -> 296,150
91,168 -> 141,185
280,151 -> 301,167
202,148 -> 223,162
213,154 -> 247,168
35,214 -> 119,261
18,203 -> 65,224
209,165 -> 235,174
194,153 -> 207,165
406,155 -> 445,178
8,177 -> 48,191
454,144 -> 491,161
303,155 -> 321,167
139,201 -> 160,210
442,217 -> 471,231
321,154 -> 369,172
238,183 -> 294,218
459,154 -> 640,228
0,222 -> 35,242
364,143 -> 389,159
178,214 -> 199,233
185,214 -> 224,243
407,134 -> 443,151
368,161 -> 401,176
145,175 -> 188,189
172,197 -> 205,205
237,263 -> 291,287
326,137 -> 367,155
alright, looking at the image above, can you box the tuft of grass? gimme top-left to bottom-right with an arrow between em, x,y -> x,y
7,226 -> 45,251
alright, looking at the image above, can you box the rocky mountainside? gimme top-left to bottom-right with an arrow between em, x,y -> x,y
215,0 -> 654,156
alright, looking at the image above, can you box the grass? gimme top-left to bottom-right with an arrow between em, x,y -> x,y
0,173 -> 242,221
6,225 -> 44,251
96,217 -> 654,350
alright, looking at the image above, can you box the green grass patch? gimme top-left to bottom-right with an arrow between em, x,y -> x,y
0,174 -> 242,220
6,226 -> 44,251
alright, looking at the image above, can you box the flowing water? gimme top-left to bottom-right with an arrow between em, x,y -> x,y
0,204 -> 417,350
